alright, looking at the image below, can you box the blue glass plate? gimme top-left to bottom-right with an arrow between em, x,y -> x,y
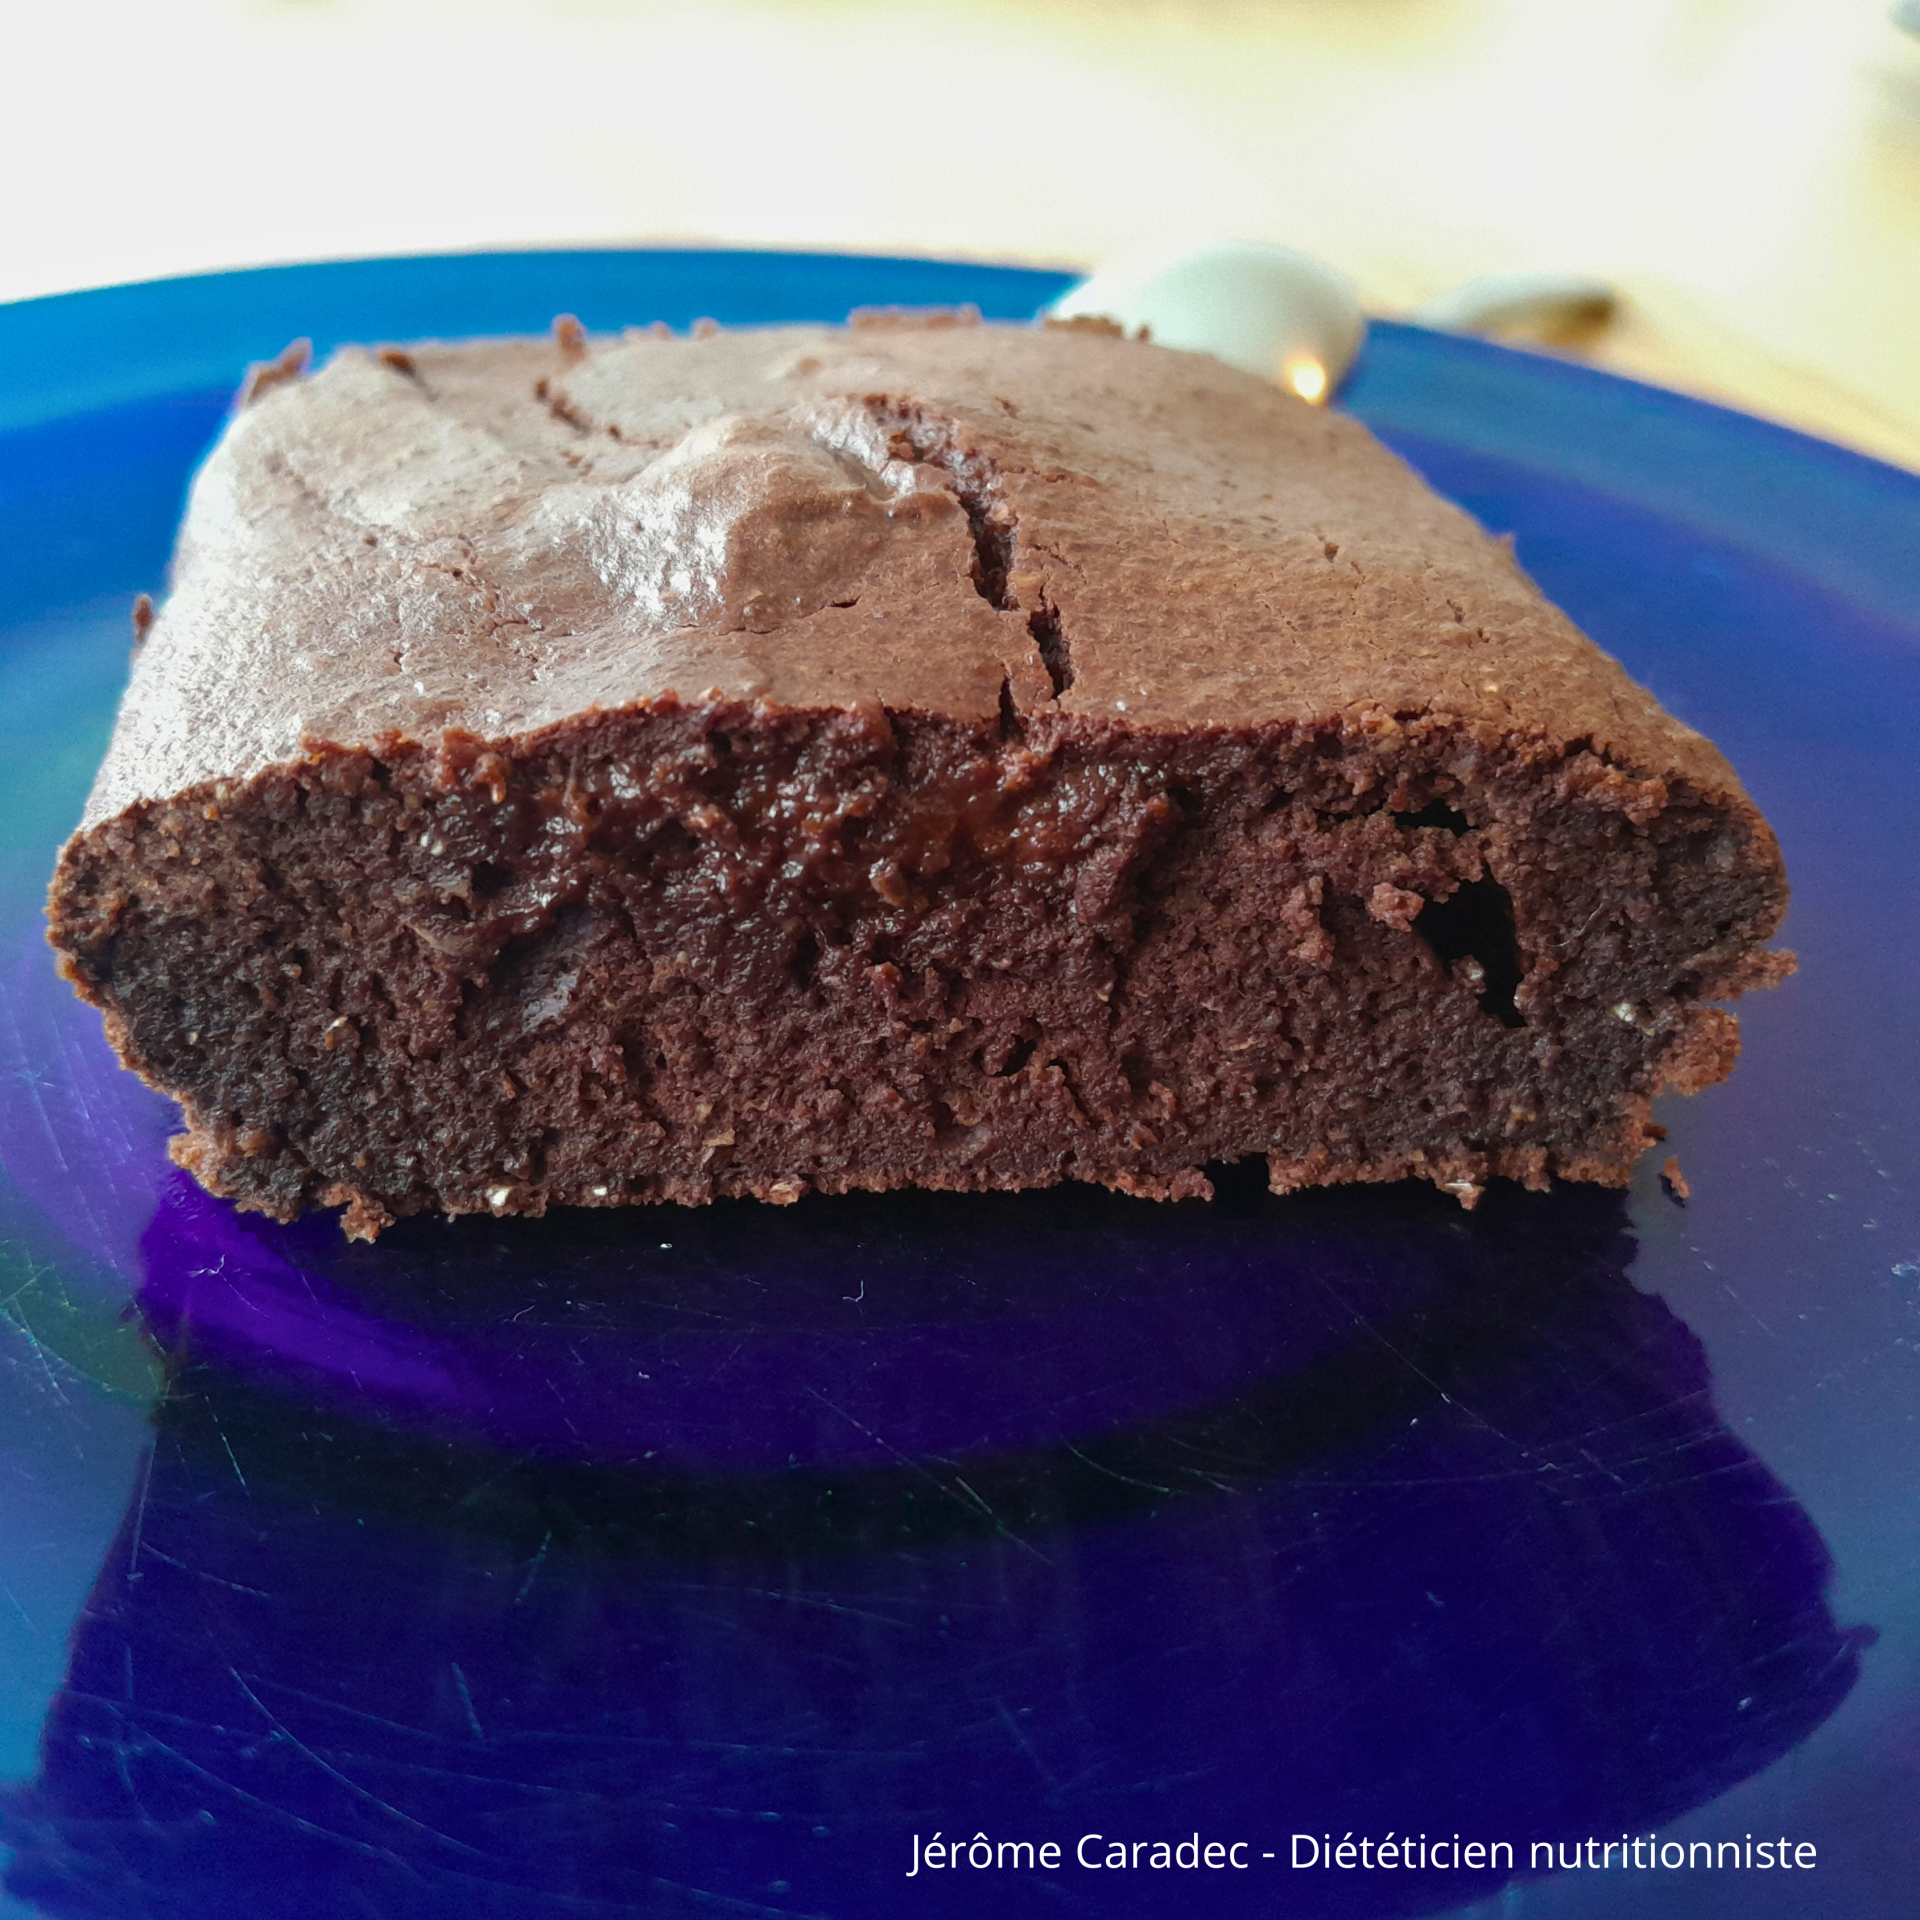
1,251 -> 1916,1920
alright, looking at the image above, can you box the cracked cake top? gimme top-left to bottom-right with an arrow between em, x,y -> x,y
83,313 -> 1736,832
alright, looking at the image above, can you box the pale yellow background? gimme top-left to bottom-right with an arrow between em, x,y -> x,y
4,0 -> 1918,467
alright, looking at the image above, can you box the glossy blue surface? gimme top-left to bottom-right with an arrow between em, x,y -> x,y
1,252 -> 1916,1919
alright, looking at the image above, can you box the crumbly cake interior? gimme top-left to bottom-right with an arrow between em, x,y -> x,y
55,698 -> 1783,1239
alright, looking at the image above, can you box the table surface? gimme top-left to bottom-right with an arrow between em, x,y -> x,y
6,0 -> 1919,471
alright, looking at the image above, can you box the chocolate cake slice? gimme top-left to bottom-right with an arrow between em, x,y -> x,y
47,313 -> 1791,1237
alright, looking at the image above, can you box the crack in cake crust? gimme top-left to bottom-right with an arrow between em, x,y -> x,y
854,399 -> 1078,699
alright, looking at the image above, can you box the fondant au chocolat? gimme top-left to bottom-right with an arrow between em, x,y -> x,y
47,312 -> 1791,1236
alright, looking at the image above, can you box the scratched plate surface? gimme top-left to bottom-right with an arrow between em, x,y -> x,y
0,253 -> 1916,1920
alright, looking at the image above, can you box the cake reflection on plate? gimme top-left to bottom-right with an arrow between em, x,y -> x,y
0,1171 -> 1869,1920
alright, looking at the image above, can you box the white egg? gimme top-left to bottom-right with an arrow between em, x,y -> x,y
1046,241 -> 1366,403
1411,271 -> 1616,341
